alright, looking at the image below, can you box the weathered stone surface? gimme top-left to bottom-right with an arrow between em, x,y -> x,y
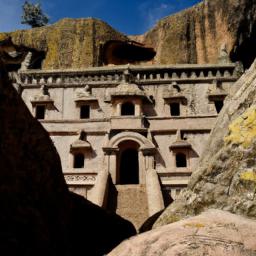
108,210 -> 256,256
133,0 -> 256,69
154,60 -> 256,228
1,0 -> 256,69
0,62 -> 136,255
0,18 -> 127,69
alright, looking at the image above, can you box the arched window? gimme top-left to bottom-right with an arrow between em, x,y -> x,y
121,102 -> 135,116
176,153 -> 187,168
73,153 -> 84,168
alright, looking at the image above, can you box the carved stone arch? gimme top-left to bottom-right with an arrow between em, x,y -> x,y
105,131 -> 156,184
108,131 -> 155,149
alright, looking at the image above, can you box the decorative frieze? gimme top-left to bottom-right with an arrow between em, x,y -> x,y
64,173 -> 97,185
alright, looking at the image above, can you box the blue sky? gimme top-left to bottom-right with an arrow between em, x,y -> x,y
0,0 -> 201,35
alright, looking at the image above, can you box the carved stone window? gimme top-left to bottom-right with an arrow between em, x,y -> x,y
176,153 -> 187,168
121,102 -> 135,116
73,153 -> 85,168
170,102 -> 180,116
35,105 -> 46,119
80,105 -> 90,119
214,100 -> 224,113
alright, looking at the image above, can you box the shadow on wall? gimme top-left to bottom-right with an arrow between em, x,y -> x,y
230,4 -> 256,69
0,37 -> 45,71
101,40 -> 156,65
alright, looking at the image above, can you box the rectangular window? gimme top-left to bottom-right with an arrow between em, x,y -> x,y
35,105 -> 45,119
80,105 -> 90,119
74,153 -> 85,168
214,100 -> 224,114
170,103 -> 180,116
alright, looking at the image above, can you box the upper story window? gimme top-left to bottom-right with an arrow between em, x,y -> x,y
80,105 -> 90,119
35,105 -> 46,119
121,102 -> 135,116
176,153 -> 187,168
170,102 -> 180,116
73,153 -> 85,168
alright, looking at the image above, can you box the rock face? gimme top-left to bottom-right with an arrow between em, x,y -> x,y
1,0 -> 256,69
108,209 -> 256,256
154,60 -> 256,228
0,62 -> 136,255
134,0 -> 256,69
0,18 -> 127,69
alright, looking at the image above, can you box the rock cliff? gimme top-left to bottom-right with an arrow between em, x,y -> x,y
133,0 -> 256,69
0,62 -> 136,255
1,0 -> 256,69
0,18 -> 127,69
154,59 -> 256,228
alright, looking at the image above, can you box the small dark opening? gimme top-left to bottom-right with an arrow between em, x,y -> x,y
74,153 -> 84,168
176,153 -> 187,168
121,102 -> 135,116
80,105 -> 90,119
170,103 -> 180,116
30,51 -> 46,69
120,148 -> 139,184
214,100 -> 224,113
35,105 -> 45,119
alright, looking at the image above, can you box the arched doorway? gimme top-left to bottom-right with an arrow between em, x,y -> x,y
117,140 -> 139,184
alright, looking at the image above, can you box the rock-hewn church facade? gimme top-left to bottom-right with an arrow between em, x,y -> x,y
13,60 -> 239,228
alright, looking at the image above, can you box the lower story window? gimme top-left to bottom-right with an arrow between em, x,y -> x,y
74,153 -> 85,168
35,105 -> 46,119
214,100 -> 224,113
176,153 -> 187,168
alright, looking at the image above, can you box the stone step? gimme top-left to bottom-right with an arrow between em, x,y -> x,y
114,184 -> 148,230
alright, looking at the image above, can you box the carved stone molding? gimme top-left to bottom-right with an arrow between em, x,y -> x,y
64,173 -> 97,185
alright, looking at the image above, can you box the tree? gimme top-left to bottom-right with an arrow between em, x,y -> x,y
21,1 -> 49,28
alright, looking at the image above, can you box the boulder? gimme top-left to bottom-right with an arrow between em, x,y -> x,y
0,62 -> 136,255
108,209 -> 256,256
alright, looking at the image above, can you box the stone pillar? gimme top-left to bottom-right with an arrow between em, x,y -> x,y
135,103 -> 141,116
90,169 -> 109,208
140,147 -> 156,184
116,102 -> 121,116
146,169 -> 165,216
103,147 -> 119,184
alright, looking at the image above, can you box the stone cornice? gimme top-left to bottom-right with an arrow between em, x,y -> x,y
17,63 -> 239,87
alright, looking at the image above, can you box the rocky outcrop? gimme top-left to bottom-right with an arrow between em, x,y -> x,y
0,62 -> 136,255
0,18 -> 127,69
134,0 -> 256,69
1,0 -> 256,69
154,59 -> 256,228
108,210 -> 256,256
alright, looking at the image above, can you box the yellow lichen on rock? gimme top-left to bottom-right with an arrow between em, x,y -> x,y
240,170 -> 256,183
224,106 -> 256,148
0,18 -> 127,69
184,222 -> 205,228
